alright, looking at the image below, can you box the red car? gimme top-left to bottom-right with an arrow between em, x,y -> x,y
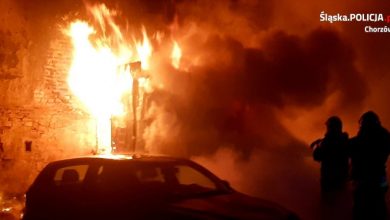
23,155 -> 299,220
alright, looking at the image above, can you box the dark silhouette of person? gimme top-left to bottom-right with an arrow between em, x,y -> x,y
349,111 -> 390,220
311,116 -> 349,192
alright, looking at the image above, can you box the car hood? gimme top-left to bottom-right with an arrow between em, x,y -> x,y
169,192 -> 297,220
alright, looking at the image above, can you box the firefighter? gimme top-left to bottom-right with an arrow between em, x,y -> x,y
311,116 -> 349,192
349,111 -> 390,220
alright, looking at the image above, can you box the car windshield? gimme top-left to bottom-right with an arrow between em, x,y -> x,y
95,160 -> 227,199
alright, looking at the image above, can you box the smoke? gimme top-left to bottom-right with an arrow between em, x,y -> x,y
9,0 -> 378,172
6,1 -> 390,218
143,25 -> 367,157
131,2 -> 377,218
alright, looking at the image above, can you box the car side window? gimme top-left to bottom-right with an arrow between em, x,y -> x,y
95,164 -> 140,190
135,167 -> 165,183
175,165 -> 217,189
53,165 -> 89,186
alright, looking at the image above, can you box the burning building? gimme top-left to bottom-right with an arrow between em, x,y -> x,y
1,1 -> 390,219
0,1 -> 183,192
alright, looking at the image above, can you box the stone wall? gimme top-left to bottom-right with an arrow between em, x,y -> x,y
0,106 -> 96,192
0,1 -> 97,193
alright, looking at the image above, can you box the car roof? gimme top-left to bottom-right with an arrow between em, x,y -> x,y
46,154 -> 190,166
28,154 -> 226,194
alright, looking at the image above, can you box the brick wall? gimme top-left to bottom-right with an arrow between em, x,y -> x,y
0,15 -> 98,193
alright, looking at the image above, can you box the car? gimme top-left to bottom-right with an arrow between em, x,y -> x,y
23,154 -> 300,220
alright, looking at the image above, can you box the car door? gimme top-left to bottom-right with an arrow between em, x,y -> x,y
47,161 -> 93,219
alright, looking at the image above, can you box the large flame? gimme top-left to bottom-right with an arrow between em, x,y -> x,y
66,4 -> 182,154
68,21 -> 132,117
67,20 -> 133,154
136,27 -> 153,71
66,5 -> 151,154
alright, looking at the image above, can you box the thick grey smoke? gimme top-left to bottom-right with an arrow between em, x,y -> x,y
144,24 -> 368,157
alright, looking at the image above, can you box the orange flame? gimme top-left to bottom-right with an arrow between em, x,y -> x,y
67,21 -> 132,117
66,4 -> 154,154
136,27 -> 153,71
171,41 -> 182,69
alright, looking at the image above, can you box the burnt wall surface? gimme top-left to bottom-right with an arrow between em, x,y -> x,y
0,0 -> 95,193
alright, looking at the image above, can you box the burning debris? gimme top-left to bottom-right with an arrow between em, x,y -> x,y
0,191 -> 24,220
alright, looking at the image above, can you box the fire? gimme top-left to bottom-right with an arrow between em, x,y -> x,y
171,41 -> 182,69
67,21 -> 132,117
66,5 -> 153,154
136,27 -> 153,71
